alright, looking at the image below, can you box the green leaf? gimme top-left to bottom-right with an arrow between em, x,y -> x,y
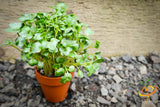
18,14 -> 35,21
60,47 -> 72,56
30,26 -> 37,34
69,66 -> 75,72
84,28 -> 94,36
34,33 -> 42,40
85,63 -> 100,76
26,53 -> 32,59
47,38 -> 59,52
31,42 -> 41,53
52,64 -> 61,69
56,57 -> 67,63
16,36 -> 26,48
95,40 -> 101,49
78,70 -> 84,78
60,72 -> 72,84
28,58 -> 38,66
23,48 -> 30,53
55,68 -> 65,76
64,72 -> 72,81
140,81 -> 144,85
19,30 -> 32,39
21,54 -> 27,62
95,52 -> 101,59
2,39 -> 14,46
5,28 -> 17,33
94,59 -> 104,63
41,41 -> 48,49
61,39 -> 79,50
38,61 -> 44,68
147,78 -> 151,82
9,23 -> 22,30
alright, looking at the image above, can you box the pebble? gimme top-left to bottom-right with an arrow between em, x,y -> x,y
101,87 -> 108,96
8,64 -> 16,72
139,65 -> 147,74
111,97 -> 118,103
98,75 -> 104,80
107,67 -> 116,75
151,93 -> 159,103
27,69 -> 35,78
0,93 -> 10,103
150,55 -> 160,63
113,75 -> 122,83
98,63 -> 106,74
137,55 -> 147,64
89,104 -> 96,107
97,96 -> 111,105
0,83 -> 18,96
141,101 -> 156,107
1,102 -> 14,107
71,83 -> 76,91
121,54 -> 132,63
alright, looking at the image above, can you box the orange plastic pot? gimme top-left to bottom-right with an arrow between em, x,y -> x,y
35,66 -> 74,103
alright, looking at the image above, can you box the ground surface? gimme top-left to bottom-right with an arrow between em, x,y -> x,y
0,53 -> 160,107
0,0 -> 160,60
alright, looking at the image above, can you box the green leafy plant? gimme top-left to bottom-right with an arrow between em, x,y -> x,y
2,3 -> 104,84
140,78 -> 151,89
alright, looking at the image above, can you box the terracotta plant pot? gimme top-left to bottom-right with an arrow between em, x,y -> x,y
35,66 -> 74,103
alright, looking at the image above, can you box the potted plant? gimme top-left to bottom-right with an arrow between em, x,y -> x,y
1,3 -> 104,103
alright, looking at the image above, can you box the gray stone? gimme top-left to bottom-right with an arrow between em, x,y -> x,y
38,104 -> 44,107
98,63 -> 106,74
8,64 -> 16,72
0,93 -> 10,103
77,99 -> 85,105
1,102 -> 14,107
117,96 -> 127,103
150,55 -> 160,63
124,70 -> 129,77
115,64 -> 123,70
27,99 -> 40,107
89,104 -> 96,107
106,84 -> 111,90
71,83 -> 76,91
107,67 -> 116,75
20,96 -> 28,103
111,57 -> 118,61
27,69 -> 35,78
121,55 -> 132,63
139,65 -> 147,74
111,97 -> 118,103
0,78 -> 4,88
8,73 -> 16,81
101,87 -> 108,96
97,96 -> 111,105
113,75 -> 122,83
137,55 -> 147,64
111,84 -> 121,92
153,64 -> 160,71
108,89 -> 115,97
151,93 -> 158,103
141,101 -> 156,107
125,89 -> 132,97
0,83 -> 18,96
82,78 -> 87,83
98,75 -> 104,80
23,83 -> 32,90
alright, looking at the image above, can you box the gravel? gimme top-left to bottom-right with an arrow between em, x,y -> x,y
0,53 -> 159,106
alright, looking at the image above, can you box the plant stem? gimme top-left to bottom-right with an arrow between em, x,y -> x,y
10,45 -> 21,52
